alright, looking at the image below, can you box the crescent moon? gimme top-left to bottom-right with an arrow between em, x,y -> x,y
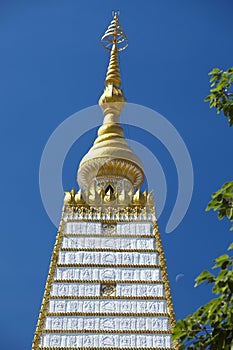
175,273 -> 185,282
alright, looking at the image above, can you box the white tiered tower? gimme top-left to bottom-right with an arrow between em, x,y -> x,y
32,13 -> 176,350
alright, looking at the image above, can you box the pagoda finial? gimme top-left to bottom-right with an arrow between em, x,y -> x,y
77,13 -> 144,192
99,12 -> 128,112
100,11 -> 128,52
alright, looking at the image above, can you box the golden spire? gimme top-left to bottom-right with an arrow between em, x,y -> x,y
77,13 -> 144,192
105,42 -> 122,86
98,12 -> 128,110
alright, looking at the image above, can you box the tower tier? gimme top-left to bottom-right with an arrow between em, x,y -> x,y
33,219 -> 175,349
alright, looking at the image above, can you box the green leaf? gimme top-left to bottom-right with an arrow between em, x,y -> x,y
213,254 -> 229,269
205,67 -> 233,126
222,181 -> 233,191
206,181 -> 233,230
209,68 -> 222,74
195,270 -> 215,287
228,280 -> 233,293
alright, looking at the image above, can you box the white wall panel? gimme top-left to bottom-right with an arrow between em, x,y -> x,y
49,299 -> 167,314
64,222 -> 153,236
51,282 -> 164,298
58,251 -> 158,265
117,222 -> 153,235
45,316 -> 169,331
41,333 -> 172,348
51,283 -> 100,297
64,222 -> 102,235
116,283 -> 164,297
62,236 -> 155,250
54,267 -> 161,282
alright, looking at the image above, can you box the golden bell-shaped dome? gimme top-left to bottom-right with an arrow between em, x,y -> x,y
77,13 -> 144,191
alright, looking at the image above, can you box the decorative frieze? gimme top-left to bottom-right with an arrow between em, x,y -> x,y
62,236 -> 155,250
45,316 -> 170,331
62,206 -> 156,222
54,267 -> 161,282
48,299 -> 167,314
40,333 -> 172,348
58,251 -> 158,266
51,283 -> 165,298
63,222 -> 153,236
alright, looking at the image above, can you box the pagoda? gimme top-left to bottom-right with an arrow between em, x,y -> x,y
32,13 -> 177,350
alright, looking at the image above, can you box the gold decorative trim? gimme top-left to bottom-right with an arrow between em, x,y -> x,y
78,159 -> 144,192
42,330 -> 172,335
63,211 -> 156,224
152,222 -> 178,350
32,213 -> 65,350
49,296 -> 166,301
61,248 -> 157,253
40,347 -> 173,350
53,279 -> 163,284
66,187 -> 154,209
63,234 -> 154,238
46,312 -> 169,317
57,264 -> 160,269
63,205 -> 156,222
62,219 -> 155,227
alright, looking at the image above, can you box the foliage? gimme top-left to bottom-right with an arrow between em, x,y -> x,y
173,244 -> 233,349
206,181 -> 233,230
205,67 -> 233,126
172,68 -> 233,349
172,180 -> 233,349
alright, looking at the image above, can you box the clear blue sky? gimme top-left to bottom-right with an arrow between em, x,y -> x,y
1,1 -> 233,349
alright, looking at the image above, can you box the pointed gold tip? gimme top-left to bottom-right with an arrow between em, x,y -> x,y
101,12 -> 128,52
105,43 -> 121,87
99,13 -> 128,113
